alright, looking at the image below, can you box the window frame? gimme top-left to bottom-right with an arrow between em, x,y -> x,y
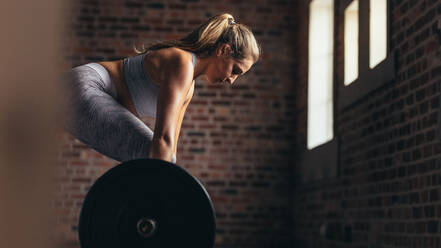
307,0 -> 335,150
299,0 -> 395,184
338,0 -> 396,111
298,0 -> 339,184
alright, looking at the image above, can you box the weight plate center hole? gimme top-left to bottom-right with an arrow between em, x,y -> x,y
136,218 -> 157,238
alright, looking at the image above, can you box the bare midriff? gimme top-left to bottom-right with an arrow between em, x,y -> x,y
97,60 -> 140,118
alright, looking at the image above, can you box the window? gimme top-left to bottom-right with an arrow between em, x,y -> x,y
344,0 -> 359,86
300,0 -> 394,183
308,0 -> 334,150
370,0 -> 387,68
339,0 -> 395,111
299,0 -> 339,184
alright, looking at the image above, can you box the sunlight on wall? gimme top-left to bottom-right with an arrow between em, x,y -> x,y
369,0 -> 387,68
344,0 -> 359,86
308,0 -> 334,150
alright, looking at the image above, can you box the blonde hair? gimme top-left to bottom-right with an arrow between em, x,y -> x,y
133,13 -> 261,63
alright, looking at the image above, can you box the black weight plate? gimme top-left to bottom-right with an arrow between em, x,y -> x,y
78,158 -> 216,248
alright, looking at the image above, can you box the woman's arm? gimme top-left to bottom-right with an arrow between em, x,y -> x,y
148,53 -> 194,162
172,83 -> 194,159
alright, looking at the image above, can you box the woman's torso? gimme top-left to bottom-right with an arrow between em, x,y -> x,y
97,48 -> 195,118
96,59 -> 137,115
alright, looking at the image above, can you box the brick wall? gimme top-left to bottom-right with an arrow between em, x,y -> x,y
293,0 -> 441,247
54,0 -> 296,247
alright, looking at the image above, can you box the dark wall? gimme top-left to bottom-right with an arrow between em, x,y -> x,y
293,0 -> 441,247
55,1 -> 296,247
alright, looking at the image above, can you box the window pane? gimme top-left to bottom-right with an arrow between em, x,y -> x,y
369,0 -> 387,68
308,0 -> 334,150
344,0 -> 359,85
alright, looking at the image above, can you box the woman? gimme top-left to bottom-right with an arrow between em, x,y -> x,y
61,13 -> 261,164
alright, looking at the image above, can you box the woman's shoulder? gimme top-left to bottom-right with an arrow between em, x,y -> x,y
155,47 -> 194,68
156,48 -> 195,80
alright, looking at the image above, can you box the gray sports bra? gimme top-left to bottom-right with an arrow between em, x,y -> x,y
123,51 -> 197,117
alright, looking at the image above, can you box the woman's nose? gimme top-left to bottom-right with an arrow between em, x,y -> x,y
228,75 -> 238,84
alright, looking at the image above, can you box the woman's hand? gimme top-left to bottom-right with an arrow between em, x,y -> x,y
148,136 -> 175,162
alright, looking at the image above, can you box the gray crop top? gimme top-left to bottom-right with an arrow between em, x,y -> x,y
123,51 -> 197,117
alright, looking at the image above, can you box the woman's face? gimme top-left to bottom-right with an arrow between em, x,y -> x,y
207,44 -> 254,85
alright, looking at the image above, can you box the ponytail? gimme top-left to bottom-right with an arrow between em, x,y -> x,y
133,13 -> 261,63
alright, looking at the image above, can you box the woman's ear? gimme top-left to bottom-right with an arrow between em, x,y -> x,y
216,43 -> 231,57
222,44 -> 232,56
